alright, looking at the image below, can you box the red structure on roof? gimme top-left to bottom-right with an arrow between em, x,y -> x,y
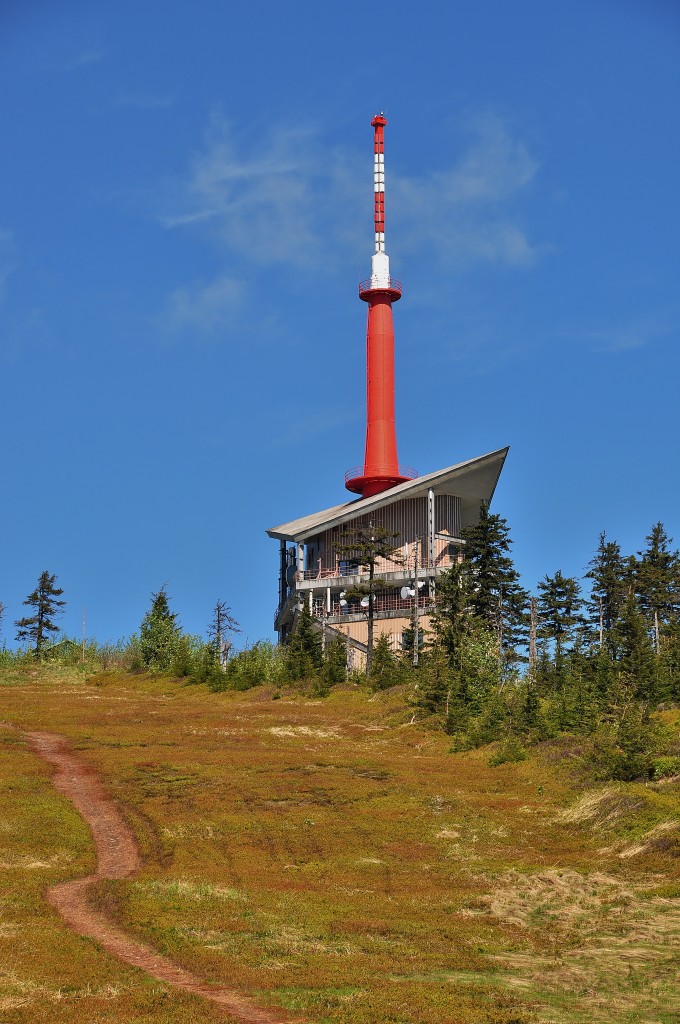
345,114 -> 416,499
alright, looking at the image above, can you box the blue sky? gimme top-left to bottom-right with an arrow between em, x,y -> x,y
1,0 -> 679,647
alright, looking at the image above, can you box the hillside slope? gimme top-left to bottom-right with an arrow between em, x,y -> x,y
1,667 -> 678,1024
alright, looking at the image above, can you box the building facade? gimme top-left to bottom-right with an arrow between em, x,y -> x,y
267,448 -> 507,665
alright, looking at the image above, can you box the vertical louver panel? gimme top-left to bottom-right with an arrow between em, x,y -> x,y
315,494 -> 461,573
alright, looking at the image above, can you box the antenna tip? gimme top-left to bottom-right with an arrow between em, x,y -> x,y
371,113 -> 388,127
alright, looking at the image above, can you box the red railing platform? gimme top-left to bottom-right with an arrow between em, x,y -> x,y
344,464 -> 417,486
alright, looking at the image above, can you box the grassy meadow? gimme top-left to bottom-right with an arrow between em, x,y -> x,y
1,665 -> 679,1024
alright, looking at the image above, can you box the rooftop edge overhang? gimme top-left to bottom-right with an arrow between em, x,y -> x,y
266,447 -> 509,544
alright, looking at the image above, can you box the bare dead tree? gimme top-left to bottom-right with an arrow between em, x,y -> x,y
208,600 -> 240,669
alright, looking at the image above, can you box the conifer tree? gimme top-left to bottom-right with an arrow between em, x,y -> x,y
139,586 -> 181,670
658,623 -> 680,702
585,532 -> 629,653
461,504 -> 528,655
286,604 -> 322,680
536,571 -> 584,672
369,632 -> 399,690
635,522 -> 680,654
335,521 -> 403,674
400,623 -> 425,661
412,647 -> 456,723
519,674 -> 540,731
430,558 -> 475,664
322,633 -> 348,686
545,648 -> 601,734
616,591 -> 658,701
15,571 -> 66,658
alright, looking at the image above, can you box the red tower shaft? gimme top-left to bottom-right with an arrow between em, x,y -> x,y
345,114 -> 415,498
361,288 -> 402,494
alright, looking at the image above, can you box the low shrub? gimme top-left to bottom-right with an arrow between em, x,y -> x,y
489,735 -> 528,767
652,756 -> 680,781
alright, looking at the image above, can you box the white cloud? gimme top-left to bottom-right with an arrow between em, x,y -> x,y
391,115 -> 539,267
157,273 -> 244,335
157,112 -> 541,274
158,117 -> 329,269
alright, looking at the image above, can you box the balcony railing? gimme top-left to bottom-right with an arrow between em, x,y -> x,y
343,464 -> 418,486
298,556 -> 438,582
313,591 -> 434,618
358,277 -> 402,296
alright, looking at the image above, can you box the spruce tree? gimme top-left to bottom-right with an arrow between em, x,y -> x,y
322,633 -> 348,686
369,632 -> 399,690
635,522 -> 680,654
412,648 -> 457,723
547,648 -> 600,734
430,558 -> 475,664
461,504 -> 528,656
139,586 -> 181,670
585,532 -> 629,654
536,571 -> 584,679
616,591 -> 658,701
335,521 -> 403,674
286,604 -> 322,680
15,571 -> 66,658
400,623 -> 425,661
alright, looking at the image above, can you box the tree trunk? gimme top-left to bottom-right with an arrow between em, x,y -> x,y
36,602 -> 45,658
529,597 -> 537,673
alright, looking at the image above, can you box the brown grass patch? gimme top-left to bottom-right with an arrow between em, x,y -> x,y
559,785 -> 648,829
618,819 -> 680,859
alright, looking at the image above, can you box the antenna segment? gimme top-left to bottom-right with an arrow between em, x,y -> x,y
369,114 -> 390,290
345,114 -> 416,499
373,113 -> 386,254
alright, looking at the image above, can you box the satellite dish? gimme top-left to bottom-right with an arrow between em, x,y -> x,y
360,596 -> 370,608
400,586 -> 410,599
339,599 -> 348,607
339,591 -> 346,599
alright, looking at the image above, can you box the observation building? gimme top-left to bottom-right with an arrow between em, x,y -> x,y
266,115 -> 507,664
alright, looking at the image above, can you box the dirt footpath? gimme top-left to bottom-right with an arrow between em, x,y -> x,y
28,731 -> 301,1024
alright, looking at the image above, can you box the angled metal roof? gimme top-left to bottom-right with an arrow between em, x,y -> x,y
266,447 -> 509,542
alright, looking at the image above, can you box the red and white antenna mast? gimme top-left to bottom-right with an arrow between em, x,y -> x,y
345,113 -> 416,498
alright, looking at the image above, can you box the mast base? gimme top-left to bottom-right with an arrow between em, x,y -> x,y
345,466 -> 417,498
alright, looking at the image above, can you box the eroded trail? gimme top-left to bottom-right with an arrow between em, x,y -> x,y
27,731 -> 301,1024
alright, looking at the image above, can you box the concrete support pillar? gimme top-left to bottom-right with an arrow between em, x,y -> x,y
279,540 -> 287,609
427,488 -> 436,598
